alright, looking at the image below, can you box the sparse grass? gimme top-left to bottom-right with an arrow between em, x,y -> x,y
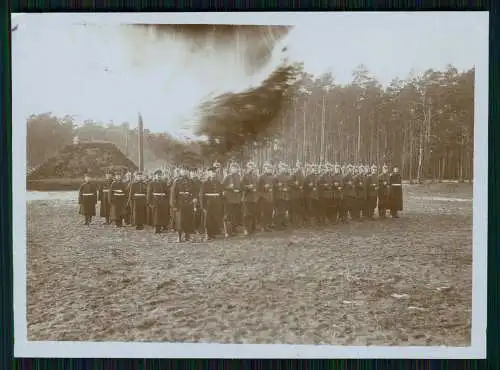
26,184 -> 472,345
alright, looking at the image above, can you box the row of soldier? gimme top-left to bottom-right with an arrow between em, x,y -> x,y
78,161 -> 403,242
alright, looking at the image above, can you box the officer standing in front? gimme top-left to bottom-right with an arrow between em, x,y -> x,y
377,164 -> 391,218
388,165 -> 403,218
78,173 -> 98,226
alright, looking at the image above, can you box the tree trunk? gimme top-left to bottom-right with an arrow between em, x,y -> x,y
459,134 -> 465,183
409,134 -> 414,184
416,119 -> 424,184
303,104 -> 306,162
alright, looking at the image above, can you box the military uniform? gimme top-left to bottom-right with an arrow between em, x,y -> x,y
99,173 -> 113,224
258,163 -> 276,231
242,162 -> 260,235
332,165 -> 346,223
290,162 -> 306,226
377,165 -> 391,218
222,163 -> 243,237
78,175 -> 98,225
389,166 -> 403,218
304,167 -> 320,225
199,167 -> 223,240
109,173 -> 127,227
318,165 -> 335,223
123,172 -> 133,225
162,173 -> 173,230
147,170 -> 170,234
170,170 -> 196,242
128,173 -> 148,229
351,168 -> 365,220
364,166 -> 379,219
191,172 -> 203,233
343,166 -> 356,221
274,164 -> 293,229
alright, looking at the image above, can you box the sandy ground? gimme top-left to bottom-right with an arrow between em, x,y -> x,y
26,183 -> 472,345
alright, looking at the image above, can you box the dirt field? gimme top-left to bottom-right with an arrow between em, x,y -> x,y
26,183 -> 473,345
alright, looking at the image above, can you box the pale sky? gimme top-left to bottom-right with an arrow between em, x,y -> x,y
11,12 -> 488,137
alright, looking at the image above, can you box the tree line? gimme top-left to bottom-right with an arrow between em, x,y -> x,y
26,63 -> 474,182
236,64 -> 474,182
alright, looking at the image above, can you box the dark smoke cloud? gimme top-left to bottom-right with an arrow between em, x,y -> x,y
131,24 -> 292,74
196,62 -> 302,157
129,24 -> 300,161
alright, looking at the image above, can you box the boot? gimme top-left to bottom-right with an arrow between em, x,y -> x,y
155,226 -> 161,234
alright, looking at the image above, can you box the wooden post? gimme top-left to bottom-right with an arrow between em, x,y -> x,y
138,113 -> 144,172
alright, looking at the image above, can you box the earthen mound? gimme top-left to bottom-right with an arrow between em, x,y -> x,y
28,141 -> 138,181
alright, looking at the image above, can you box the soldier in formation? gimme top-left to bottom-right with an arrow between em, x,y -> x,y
147,169 -> 170,234
109,171 -> 127,227
200,166 -> 223,240
78,173 -> 98,225
99,171 -> 113,224
128,172 -> 148,230
241,161 -> 260,236
222,162 -> 243,238
170,167 -> 196,242
82,161 -> 404,240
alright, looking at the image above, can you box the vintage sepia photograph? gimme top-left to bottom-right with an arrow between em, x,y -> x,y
13,12 -> 488,358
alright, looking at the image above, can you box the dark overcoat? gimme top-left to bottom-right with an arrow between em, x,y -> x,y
364,174 -> 379,208
200,178 -> 223,236
389,173 -> 403,211
147,181 -> 170,227
170,176 -> 196,233
99,178 -> 114,217
377,173 -> 391,209
109,180 -> 127,221
128,181 -> 148,225
78,182 -> 98,216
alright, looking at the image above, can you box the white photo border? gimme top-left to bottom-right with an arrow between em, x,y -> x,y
12,11 -> 489,359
